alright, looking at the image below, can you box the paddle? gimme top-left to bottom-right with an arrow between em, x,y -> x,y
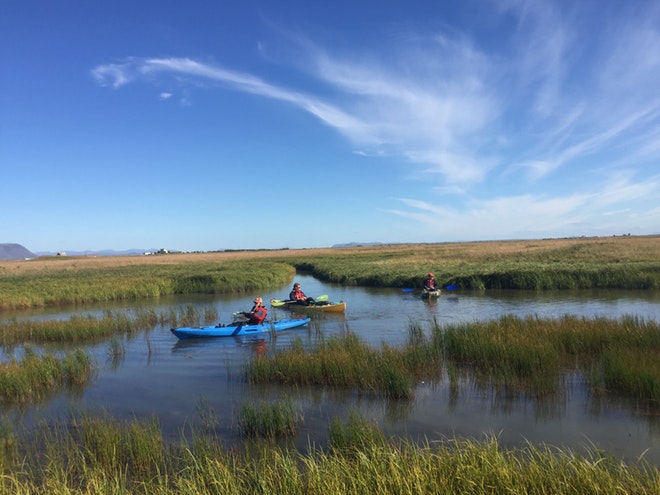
271,294 -> 328,307
403,284 -> 458,292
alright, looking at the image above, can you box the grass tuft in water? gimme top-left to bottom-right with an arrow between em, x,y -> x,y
237,399 -> 301,438
0,346 -> 95,406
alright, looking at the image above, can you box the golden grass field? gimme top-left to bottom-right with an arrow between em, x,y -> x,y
2,234 -> 659,275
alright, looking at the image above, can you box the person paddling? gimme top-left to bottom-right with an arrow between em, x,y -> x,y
241,297 -> 268,324
289,282 -> 315,306
423,272 -> 438,292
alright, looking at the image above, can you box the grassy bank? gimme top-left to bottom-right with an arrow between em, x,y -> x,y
1,236 -> 658,311
285,236 -> 660,290
0,413 -> 657,494
0,260 -> 294,311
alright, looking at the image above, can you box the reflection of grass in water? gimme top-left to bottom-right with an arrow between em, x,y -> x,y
0,412 -> 657,493
246,315 -> 660,404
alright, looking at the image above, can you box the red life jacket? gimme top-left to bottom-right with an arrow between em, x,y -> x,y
250,306 -> 267,324
290,289 -> 307,301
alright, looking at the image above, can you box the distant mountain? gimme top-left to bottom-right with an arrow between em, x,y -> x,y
0,243 -> 36,260
331,242 -> 384,248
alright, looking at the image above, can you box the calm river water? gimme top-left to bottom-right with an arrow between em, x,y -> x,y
4,274 -> 660,464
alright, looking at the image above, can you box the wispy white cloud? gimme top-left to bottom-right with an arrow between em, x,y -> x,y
91,1 -> 660,238
391,172 -> 659,240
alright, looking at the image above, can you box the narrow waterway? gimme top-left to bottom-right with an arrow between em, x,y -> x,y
3,274 -> 660,464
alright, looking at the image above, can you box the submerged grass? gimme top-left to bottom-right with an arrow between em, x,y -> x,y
0,413 -> 657,494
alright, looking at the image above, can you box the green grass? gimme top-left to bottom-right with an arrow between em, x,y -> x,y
0,413 -> 657,494
237,399 -> 301,438
0,260 -> 295,310
2,237 -> 659,311
0,346 -> 95,406
0,306 -> 217,348
264,235 -> 660,290
244,331 -> 429,399
292,255 -> 660,290
245,315 -> 660,404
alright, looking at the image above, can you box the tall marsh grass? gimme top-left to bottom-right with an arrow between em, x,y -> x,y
0,346 -> 95,406
245,331 -> 436,399
246,315 -> 660,404
0,413 -> 657,493
237,399 -> 301,438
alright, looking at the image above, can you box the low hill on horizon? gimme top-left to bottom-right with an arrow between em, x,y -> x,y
0,243 -> 36,260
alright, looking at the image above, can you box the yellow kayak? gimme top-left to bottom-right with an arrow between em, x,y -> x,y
270,299 -> 346,313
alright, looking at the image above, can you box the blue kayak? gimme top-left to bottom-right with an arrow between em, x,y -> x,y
170,317 -> 311,339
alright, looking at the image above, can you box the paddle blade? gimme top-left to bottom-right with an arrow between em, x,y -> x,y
316,295 -> 329,301
402,288 -> 415,293
444,284 -> 458,291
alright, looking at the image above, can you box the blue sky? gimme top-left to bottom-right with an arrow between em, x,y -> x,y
2,0 -> 659,253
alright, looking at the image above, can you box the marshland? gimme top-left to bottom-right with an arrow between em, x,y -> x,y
1,235 -> 659,492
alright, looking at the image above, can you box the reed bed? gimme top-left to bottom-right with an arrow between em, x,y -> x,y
0,413 -> 657,494
0,260 -> 294,311
244,330 -> 440,399
0,306 -> 217,348
0,346 -> 95,406
245,315 -> 660,404
443,314 -> 660,401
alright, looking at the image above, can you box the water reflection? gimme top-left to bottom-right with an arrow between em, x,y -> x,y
2,274 -> 660,465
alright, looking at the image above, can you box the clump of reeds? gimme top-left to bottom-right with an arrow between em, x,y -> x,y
442,314 -> 660,401
246,315 -> 660,405
0,346 -> 95,406
245,331 -> 423,399
327,409 -> 388,455
237,399 -> 301,438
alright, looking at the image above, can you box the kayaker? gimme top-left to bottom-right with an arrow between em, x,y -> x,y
242,297 -> 268,324
424,273 -> 438,292
289,282 -> 315,305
